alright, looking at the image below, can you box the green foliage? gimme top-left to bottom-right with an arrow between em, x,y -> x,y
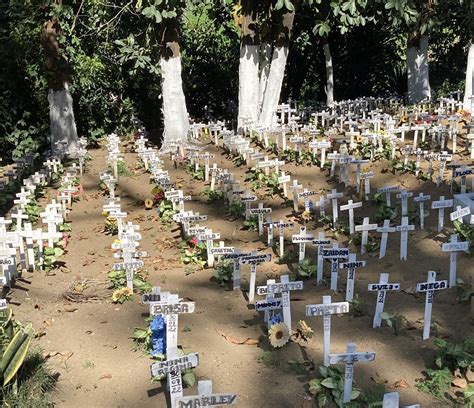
107,269 -> 152,294
202,187 -> 224,203
416,367 -> 452,399
157,200 -> 177,224
308,365 -> 362,407
375,205 -> 397,223
213,259 -> 233,287
0,347 -> 56,407
297,258 -> 317,279
229,199 -> 245,219
455,278 -> 472,304
453,221 -> 474,249
379,312 -> 407,336
243,216 -> 258,231
39,244 -> 65,271
349,294 -> 366,317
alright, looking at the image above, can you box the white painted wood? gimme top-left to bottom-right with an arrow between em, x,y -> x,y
463,42 -> 474,112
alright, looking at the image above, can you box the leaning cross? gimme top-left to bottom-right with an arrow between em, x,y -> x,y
368,273 -> 400,328
355,217 -> 378,255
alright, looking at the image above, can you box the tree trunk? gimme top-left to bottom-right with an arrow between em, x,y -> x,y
160,20 -> 189,144
323,39 -> 334,106
258,42 -> 273,111
42,8 -> 79,155
407,35 -> 431,104
48,83 -> 79,154
238,1 -> 260,131
259,10 -> 295,128
463,40 -> 474,112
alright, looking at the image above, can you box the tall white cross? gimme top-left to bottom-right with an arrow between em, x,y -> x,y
340,254 -> 366,302
355,217 -> 378,254
431,196 -> 453,232
368,273 -> 400,328
340,200 -> 362,234
413,193 -> 431,229
326,189 -> 343,226
442,234 -> 469,287
396,216 -> 414,260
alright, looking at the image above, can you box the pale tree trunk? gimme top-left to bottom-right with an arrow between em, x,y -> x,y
259,10 -> 295,128
238,44 -> 260,130
161,56 -> 189,143
323,40 -> 334,106
238,1 -> 260,131
48,82 -> 79,154
407,35 -> 431,104
258,42 -> 272,111
463,41 -> 474,112
160,20 -> 189,145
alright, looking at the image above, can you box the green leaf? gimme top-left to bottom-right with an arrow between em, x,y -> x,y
321,377 -> 337,389
351,389 -> 361,400
182,370 -> 196,387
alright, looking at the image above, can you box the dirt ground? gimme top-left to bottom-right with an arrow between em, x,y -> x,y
7,132 -> 473,408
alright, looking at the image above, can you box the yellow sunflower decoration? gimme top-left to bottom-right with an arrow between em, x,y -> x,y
268,322 -> 290,348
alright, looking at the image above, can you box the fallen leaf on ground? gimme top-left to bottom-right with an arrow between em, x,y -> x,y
452,377 -> 467,389
388,379 -> 410,389
83,259 -> 95,266
63,305 -> 78,312
99,373 -> 112,380
216,328 -> 258,345
43,351 -> 74,361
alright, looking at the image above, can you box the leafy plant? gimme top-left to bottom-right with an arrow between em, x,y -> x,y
180,236 -> 207,268
107,269 -> 152,293
243,216 -> 258,231
453,220 -> 474,249
379,312 -> 407,336
308,365 -> 361,407
213,259 -> 233,287
278,250 -> 298,265
229,199 -> 245,219
455,278 -> 472,303
202,187 -> 224,203
264,172 -> 283,196
157,200 -> 177,224
104,216 -> 118,235
112,287 -> 133,304
416,367 -> 452,399
349,294 -> 366,317
297,258 -> 317,279
116,160 -> 129,176
39,245 -> 64,271
375,205 -> 397,223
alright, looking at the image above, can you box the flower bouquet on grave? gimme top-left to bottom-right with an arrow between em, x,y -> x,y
102,213 -> 118,235
180,236 -> 206,268
111,287 -> 133,304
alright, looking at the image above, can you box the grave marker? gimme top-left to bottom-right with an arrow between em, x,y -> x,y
327,189 -> 344,226
292,226 -> 314,262
240,253 -> 272,303
368,273 -> 400,328
442,234 -> 469,287
340,254 -> 366,302
416,271 -> 448,340
395,216 -> 415,260
413,193 -> 431,229
431,196 -> 453,232
340,200 -> 362,234
322,245 -> 349,291
355,217 -> 378,255
376,220 -> 396,259
306,296 -> 349,366
267,275 -> 303,330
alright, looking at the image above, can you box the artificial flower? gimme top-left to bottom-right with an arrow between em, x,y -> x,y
268,322 -> 290,348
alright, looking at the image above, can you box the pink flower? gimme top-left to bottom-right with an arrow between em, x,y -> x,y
189,236 -> 199,246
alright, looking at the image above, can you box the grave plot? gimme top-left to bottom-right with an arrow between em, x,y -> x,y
0,102 -> 472,408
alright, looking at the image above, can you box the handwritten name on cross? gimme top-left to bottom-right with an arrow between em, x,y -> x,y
442,234 -> 469,287
240,253 -> 272,303
249,204 -> 272,236
368,273 -> 400,328
340,254 -> 366,302
292,227 -> 314,262
313,233 -> 331,285
377,185 -> 398,207
329,343 -> 375,403
395,216 -> 415,260
174,380 -> 237,408
396,189 -> 413,217
267,275 -> 303,331
431,196 -> 453,232
322,245 -> 349,291
416,271 -> 448,340
306,296 -> 349,366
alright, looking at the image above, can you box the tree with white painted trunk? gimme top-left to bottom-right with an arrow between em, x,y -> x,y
160,17 -> 190,144
463,0 -> 473,112
41,1 -> 79,156
258,6 -> 295,128
237,0 -> 261,131
322,39 -> 334,106
407,34 -> 431,104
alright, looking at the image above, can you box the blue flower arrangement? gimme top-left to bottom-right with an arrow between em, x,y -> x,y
150,315 -> 167,355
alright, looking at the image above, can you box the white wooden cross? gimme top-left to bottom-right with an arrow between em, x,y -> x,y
249,203 -> 272,236
256,278 -> 279,329
368,273 -> 400,328
306,296 -> 349,366
340,254 -> 366,302
149,293 -> 198,408
382,391 -> 420,408
240,191 -> 257,220
0,242 -> 18,286
10,209 -> 29,271
377,185 -> 398,207
290,180 -> 303,212
442,234 -> 469,287
292,226 -> 314,262
270,220 -> 293,258
222,250 -> 251,290
454,165 -> 472,194
413,193 -> 431,229
355,217 -> 378,255
317,195 -> 329,217
13,188 -> 31,209
240,253 -> 272,303
376,220 -> 395,259
416,271 -> 448,340
396,189 -> 413,217
329,343 -> 375,403
431,196 -> 453,232
174,380 -> 237,408
361,171 -> 374,201
21,223 -> 36,271
351,159 -> 369,193
327,151 -> 340,178
340,200 -> 362,234
326,189 -> 343,226
267,275 -> 303,331
278,171 -> 291,198
450,205 -> 471,223
196,229 -> 220,268
298,189 -> 317,214
321,244 -> 349,291
396,216 -> 415,260
313,232 -> 331,285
